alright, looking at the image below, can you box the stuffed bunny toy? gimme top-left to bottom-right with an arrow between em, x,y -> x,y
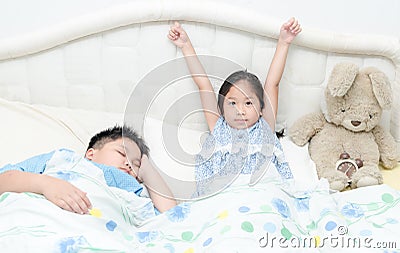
289,62 -> 399,191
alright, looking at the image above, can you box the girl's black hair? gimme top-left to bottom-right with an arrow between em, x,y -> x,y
275,128 -> 285,139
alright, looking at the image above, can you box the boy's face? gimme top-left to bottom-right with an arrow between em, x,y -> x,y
85,137 -> 141,179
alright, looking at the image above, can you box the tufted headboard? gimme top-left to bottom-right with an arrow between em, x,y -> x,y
1,0 -> 399,178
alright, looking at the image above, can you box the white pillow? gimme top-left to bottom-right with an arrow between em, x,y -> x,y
280,136 -> 318,184
143,117 -> 199,182
0,98 -> 122,167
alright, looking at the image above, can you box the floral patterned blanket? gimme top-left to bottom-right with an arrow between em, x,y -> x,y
1,167 -> 399,253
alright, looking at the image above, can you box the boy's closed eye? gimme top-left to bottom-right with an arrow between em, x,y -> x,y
132,161 -> 140,169
116,150 -> 126,157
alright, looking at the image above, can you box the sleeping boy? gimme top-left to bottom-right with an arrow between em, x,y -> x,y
0,125 -> 177,219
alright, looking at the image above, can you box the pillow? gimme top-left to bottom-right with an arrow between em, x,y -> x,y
0,98 -> 122,167
280,136 -> 318,184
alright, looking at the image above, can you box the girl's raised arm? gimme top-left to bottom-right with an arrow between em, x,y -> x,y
168,22 -> 219,131
262,17 -> 301,131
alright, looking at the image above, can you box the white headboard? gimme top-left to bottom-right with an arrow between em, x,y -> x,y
0,0 -> 399,168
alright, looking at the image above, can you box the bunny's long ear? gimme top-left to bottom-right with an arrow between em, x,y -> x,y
368,68 -> 392,109
327,62 -> 359,97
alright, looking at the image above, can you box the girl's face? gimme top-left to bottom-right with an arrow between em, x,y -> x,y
222,80 -> 262,129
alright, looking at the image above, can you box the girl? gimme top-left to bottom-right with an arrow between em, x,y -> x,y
168,18 -> 302,196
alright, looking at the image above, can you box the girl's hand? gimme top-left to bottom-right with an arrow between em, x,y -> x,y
168,21 -> 190,48
279,17 -> 302,44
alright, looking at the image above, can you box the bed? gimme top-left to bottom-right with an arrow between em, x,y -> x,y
0,0 -> 399,252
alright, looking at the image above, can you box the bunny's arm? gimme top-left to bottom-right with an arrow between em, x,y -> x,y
288,112 -> 327,146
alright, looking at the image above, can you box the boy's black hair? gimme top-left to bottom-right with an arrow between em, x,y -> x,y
87,125 -> 149,157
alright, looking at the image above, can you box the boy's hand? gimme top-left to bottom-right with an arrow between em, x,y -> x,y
168,21 -> 190,48
41,175 -> 92,215
279,17 -> 302,44
137,154 -> 152,183
130,157 -> 143,183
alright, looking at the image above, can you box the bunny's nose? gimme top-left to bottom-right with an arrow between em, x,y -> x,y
351,121 -> 361,127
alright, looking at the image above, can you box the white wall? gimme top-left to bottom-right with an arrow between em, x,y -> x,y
239,0 -> 400,37
0,0 -> 399,40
